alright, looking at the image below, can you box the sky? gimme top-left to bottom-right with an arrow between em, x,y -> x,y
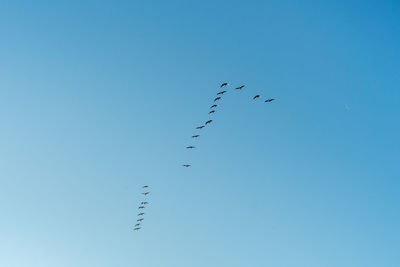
0,1 -> 399,266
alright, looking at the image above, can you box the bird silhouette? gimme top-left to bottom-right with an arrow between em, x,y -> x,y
209,110 -> 216,114
253,95 -> 260,99
182,164 -> 191,167
235,85 -> 245,90
217,91 -> 227,95
210,104 -> 218,109
138,213 -> 145,216
143,185 -> 149,188
196,126 -> 205,129
137,218 -> 144,222
142,192 -> 150,195
138,206 -> 145,209
141,202 -> 148,205
214,97 -> 222,102
265,98 -> 275,102
220,82 -> 228,87
186,146 -> 195,149
134,227 -> 141,231
205,120 -> 213,125
192,135 -> 200,138
135,223 -> 140,227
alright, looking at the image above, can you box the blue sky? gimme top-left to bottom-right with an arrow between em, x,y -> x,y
0,1 -> 399,266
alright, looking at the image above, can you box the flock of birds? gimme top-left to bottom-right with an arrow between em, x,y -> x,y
133,185 -> 150,231
134,82 -> 276,231
182,82 -> 275,168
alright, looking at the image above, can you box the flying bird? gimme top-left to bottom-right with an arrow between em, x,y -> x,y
209,110 -> 216,114
210,104 -> 218,108
205,120 -> 213,125
220,82 -> 228,87
182,164 -> 191,167
141,202 -> 148,205
134,227 -> 141,231
135,223 -> 141,227
196,126 -> 205,129
192,135 -> 200,138
138,213 -> 145,216
217,91 -> 227,95
235,85 -> 245,90
265,98 -> 275,102
137,218 -> 144,222
138,206 -> 145,209
186,146 -> 195,149
214,97 -> 222,102
142,192 -> 150,195
253,95 -> 260,99
143,185 -> 149,188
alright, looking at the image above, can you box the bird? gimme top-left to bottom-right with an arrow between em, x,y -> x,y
142,192 -> 150,195
214,97 -> 222,102
186,146 -> 195,149
217,91 -> 227,95
141,202 -> 148,205
220,82 -> 228,87
209,110 -> 216,114
138,213 -> 145,216
265,98 -> 275,102
196,126 -> 205,129
192,135 -> 200,138
143,185 -> 149,188
205,120 -> 213,125
138,206 -> 145,209
135,223 -> 141,227
134,227 -> 141,231
210,104 -> 218,109
182,164 -> 191,167
235,85 -> 245,90
253,95 -> 260,99
137,218 -> 144,222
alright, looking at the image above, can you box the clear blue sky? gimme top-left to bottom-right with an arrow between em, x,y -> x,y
0,1 -> 399,266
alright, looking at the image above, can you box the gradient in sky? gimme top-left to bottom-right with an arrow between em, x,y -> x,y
0,1 -> 399,266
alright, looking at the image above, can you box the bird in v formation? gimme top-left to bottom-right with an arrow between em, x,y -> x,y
183,82 -> 276,168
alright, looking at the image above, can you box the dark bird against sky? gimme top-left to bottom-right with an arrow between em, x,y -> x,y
235,85 -> 245,90
220,82 -> 228,87
265,98 -> 275,102
192,135 -> 200,138
214,97 -> 222,102
196,126 -> 205,129
217,91 -> 227,95
253,95 -> 260,99
209,110 -> 216,114
182,164 -> 191,167
205,120 -> 213,125
210,104 -> 217,108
